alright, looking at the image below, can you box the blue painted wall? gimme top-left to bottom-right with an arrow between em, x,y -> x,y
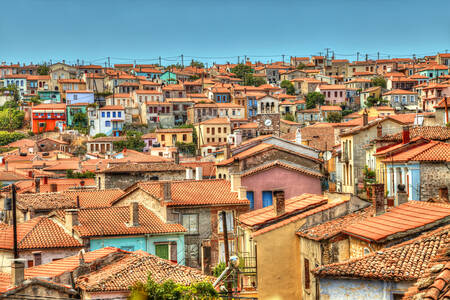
319,278 -> 412,300
386,163 -> 420,201
90,234 -> 185,264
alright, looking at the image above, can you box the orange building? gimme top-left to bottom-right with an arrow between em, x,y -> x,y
31,103 -> 67,133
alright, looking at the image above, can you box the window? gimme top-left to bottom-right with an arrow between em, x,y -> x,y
112,111 -> 116,118
219,240 -> 235,263
212,127 -> 215,135
118,111 -> 122,117
161,134 -> 165,141
101,112 -> 105,118
363,247 -> 370,255
186,244 -> 199,265
121,246 -> 135,251
207,127 -> 210,134
33,252 -> 42,266
73,94 -> 78,100
218,127 -> 221,134
218,211 -> 234,233
183,134 -> 187,141
304,258 -> 310,289
107,112 -> 111,118
394,96 -> 399,102
182,214 -> 199,234
155,244 -> 169,260
262,191 -> 273,207
224,127 -> 227,134
410,96 -> 415,102
105,121 -> 111,127
247,191 -> 254,210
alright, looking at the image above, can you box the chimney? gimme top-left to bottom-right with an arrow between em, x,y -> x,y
65,209 -> 79,232
80,180 -> 85,187
362,109 -> 368,126
273,190 -> 286,216
230,173 -> 241,192
224,143 -> 231,159
43,176 -> 48,185
402,126 -> 410,144
35,178 -> 40,193
195,167 -> 203,180
28,170 -> 33,178
174,151 -> 180,164
376,123 -> 382,138
238,186 -> 247,200
396,184 -> 408,205
11,259 -> 25,287
439,186 -> 448,202
371,183 -> 385,216
50,183 -> 57,193
162,182 -> 172,202
186,168 -> 194,180
129,202 -> 139,226
76,195 -> 80,208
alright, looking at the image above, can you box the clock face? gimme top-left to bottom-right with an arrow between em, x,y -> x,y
264,119 -> 272,126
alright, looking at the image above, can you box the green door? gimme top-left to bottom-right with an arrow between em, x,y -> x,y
155,244 -> 169,260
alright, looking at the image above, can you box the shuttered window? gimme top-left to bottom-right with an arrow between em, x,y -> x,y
304,258 -> 310,289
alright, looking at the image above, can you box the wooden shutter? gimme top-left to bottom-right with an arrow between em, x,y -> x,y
304,258 -> 310,289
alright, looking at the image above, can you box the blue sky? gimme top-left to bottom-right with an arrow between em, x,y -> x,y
0,0 -> 449,66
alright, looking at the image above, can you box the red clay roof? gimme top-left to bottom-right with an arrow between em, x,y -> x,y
240,160 -> 323,179
76,251 -> 214,292
381,140 -> 450,163
0,217 -> 82,250
239,193 -> 328,227
314,224 -> 450,282
56,205 -> 186,237
343,202 -> 450,242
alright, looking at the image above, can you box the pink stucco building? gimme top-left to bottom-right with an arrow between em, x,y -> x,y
318,85 -> 347,105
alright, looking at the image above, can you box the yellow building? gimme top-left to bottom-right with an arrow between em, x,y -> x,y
155,128 -> 193,147
195,117 -> 231,147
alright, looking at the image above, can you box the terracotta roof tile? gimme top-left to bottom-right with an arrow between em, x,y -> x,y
76,251 -> 214,292
297,207 -> 374,241
0,217 -> 82,250
381,141 -> 450,163
240,160 -> 323,179
17,192 -> 75,211
101,162 -> 185,173
314,224 -> 450,282
343,202 -> 450,242
239,193 -> 328,227
63,189 -> 124,208
56,205 -> 186,238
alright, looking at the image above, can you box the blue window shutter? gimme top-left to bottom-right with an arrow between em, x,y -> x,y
246,191 -> 254,210
262,191 -> 273,208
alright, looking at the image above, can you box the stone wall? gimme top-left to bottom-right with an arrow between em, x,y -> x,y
102,170 -> 185,190
420,162 -> 450,200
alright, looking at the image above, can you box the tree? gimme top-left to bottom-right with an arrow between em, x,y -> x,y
93,133 -> 107,139
190,60 -> 204,69
129,273 -> 218,300
296,62 -> 306,70
280,80 -> 295,95
326,112 -> 343,123
244,74 -> 266,87
365,96 -> 387,107
0,131 -> 27,146
73,112 -> 88,128
113,130 -> 145,152
0,109 -> 25,131
283,113 -> 295,122
371,76 -> 386,88
230,64 -> 253,79
305,92 -> 325,109
37,64 -> 49,75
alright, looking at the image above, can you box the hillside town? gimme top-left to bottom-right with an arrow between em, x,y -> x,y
0,52 -> 449,299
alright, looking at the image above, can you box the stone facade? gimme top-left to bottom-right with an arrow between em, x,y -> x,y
420,163 -> 450,201
97,170 -> 185,190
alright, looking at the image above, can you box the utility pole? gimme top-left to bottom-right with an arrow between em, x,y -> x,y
181,54 -> 184,68
282,54 -> 285,65
237,56 -> 240,64
107,57 -> 110,68
12,184 -> 18,259
325,48 -> 331,59
158,56 -> 162,67
221,211 -> 231,299
357,52 -> 360,61
365,54 -> 368,61
244,55 -> 247,63
377,52 -> 380,60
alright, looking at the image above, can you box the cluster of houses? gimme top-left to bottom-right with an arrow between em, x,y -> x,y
0,53 -> 449,299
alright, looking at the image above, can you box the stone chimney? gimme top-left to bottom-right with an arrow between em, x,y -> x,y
402,126 -> 410,144
50,183 -> 57,193
371,183 -> 385,216
273,190 -> 286,216
174,151 -> 180,164
439,186 -> 449,202
35,178 -> 40,193
362,109 -> 368,126
162,182 -> 172,202
129,202 -> 139,226
376,123 -> 382,138
230,173 -> 241,192
396,184 -> 408,205
11,259 -> 25,287
65,209 -> 79,233
238,186 -> 247,200
195,167 -> 203,180
186,168 -> 194,180
224,143 -> 231,160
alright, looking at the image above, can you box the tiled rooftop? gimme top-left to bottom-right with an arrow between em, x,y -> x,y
76,251 -> 214,292
381,141 -> 450,163
101,162 -> 185,173
343,202 -> 450,242
379,126 -> 450,143
0,217 -> 82,250
314,224 -> 450,282
240,160 -> 323,179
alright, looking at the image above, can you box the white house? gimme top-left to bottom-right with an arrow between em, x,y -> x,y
89,105 -> 125,136
66,90 -> 94,105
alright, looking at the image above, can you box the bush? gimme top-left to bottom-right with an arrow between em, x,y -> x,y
93,133 -> 107,139
0,131 -> 27,146
66,170 -> 95,179
212,262 -> 226,277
